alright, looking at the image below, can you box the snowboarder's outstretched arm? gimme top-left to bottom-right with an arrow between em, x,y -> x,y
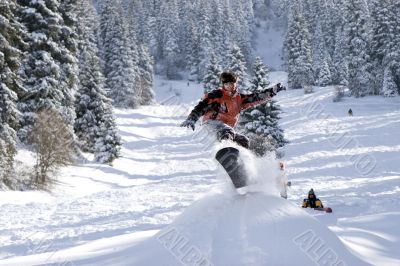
241,83 -> 286,110
180,89 -> 222,130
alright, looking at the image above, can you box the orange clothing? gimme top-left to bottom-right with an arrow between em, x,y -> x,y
188,87 -> 274,128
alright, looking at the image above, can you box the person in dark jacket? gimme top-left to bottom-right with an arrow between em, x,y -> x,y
302,189 -> 324,208
348,108 -> 353,116
180,71 -> 285,148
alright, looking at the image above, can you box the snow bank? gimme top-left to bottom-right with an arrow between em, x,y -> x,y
105,193 -> 368,266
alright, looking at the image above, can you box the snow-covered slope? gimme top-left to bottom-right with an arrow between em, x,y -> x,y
1,75 -> 399,265
0,193 -> 367,266
118,193 -> 366,266
65,194 -> 367,266
274,80 -> 400,266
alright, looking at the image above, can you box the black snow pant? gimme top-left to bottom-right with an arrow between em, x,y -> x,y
204,120 -> 250,149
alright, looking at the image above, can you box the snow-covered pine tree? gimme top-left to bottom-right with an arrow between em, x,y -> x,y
284,2 -> 314,89
126,24 -> 144,106
0,75 -> 19,188
249,57 -> 270,91
138,44 -> 155,105
320,0 -> 336,58
137,1 -> 157,58
0,134 -> 16,189
203,54 -> 221,93
370,0 -> 400,96
0,81 -> 18,187
0,0 -> 23,140
164,31 -> 180,80
302,0 -> 318,36
93,115 -> 121,164
239,57 -> 287,156
382,66 -> 398,97
209,1 -> 226,63
186,21 -> 200,81
343,0 -> 374,97
55,0 -> 78,121
226,44 -> 248,89
99,0 -> 139,108
392,1 -> 400,92
216,0 -> 236,61
74,0 -> 121,163
74,0 -> 98,152
370,0 -> 395,67
158,0 -> 181,79
231,0 -> 253,63
331,1 -> 349,86
316,60 -> 332,87
176,0 -> 192,67
120,0 -> 255,82
0,0 -> 27,188
17,0 -> 78,142
121,0 -> 155,105
240,100 -> 287,156
313,23 -> 332,86
370,0 -> 392,95
196,1 -> 213,81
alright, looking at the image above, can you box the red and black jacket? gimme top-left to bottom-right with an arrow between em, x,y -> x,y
187,87 -> 276,128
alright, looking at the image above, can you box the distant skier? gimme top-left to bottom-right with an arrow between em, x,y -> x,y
302,189 -> 324,208
180,71 -> 286,148
348,108 -> 353,116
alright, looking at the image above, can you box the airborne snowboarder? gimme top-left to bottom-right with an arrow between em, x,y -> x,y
180,72 -> 285,191
180,71 -> 285,148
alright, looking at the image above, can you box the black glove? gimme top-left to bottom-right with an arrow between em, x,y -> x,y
180,118 -> 195,130
277,83 -> 286,92
272,83 -> 286,95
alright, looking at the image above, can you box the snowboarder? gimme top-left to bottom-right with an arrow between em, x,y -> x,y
276,161 -> 291,199
180,71 -> 286,148
302,189 -> 324,208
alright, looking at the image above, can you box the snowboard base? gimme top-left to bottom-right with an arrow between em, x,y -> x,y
215,147 -> 248,189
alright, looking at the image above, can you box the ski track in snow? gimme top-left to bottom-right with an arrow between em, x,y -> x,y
0,74 -> 400,265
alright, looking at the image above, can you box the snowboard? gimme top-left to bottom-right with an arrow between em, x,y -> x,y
314,207 -> 333,213
215,147 -> 248,189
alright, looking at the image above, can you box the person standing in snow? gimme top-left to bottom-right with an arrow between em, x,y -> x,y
302,189 -> 324,208
180,72 -> 285,148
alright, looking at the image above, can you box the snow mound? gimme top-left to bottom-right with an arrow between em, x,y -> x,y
92,193 -> 368,266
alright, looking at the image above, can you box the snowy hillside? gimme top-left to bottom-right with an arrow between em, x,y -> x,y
1,74 -> 400,265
